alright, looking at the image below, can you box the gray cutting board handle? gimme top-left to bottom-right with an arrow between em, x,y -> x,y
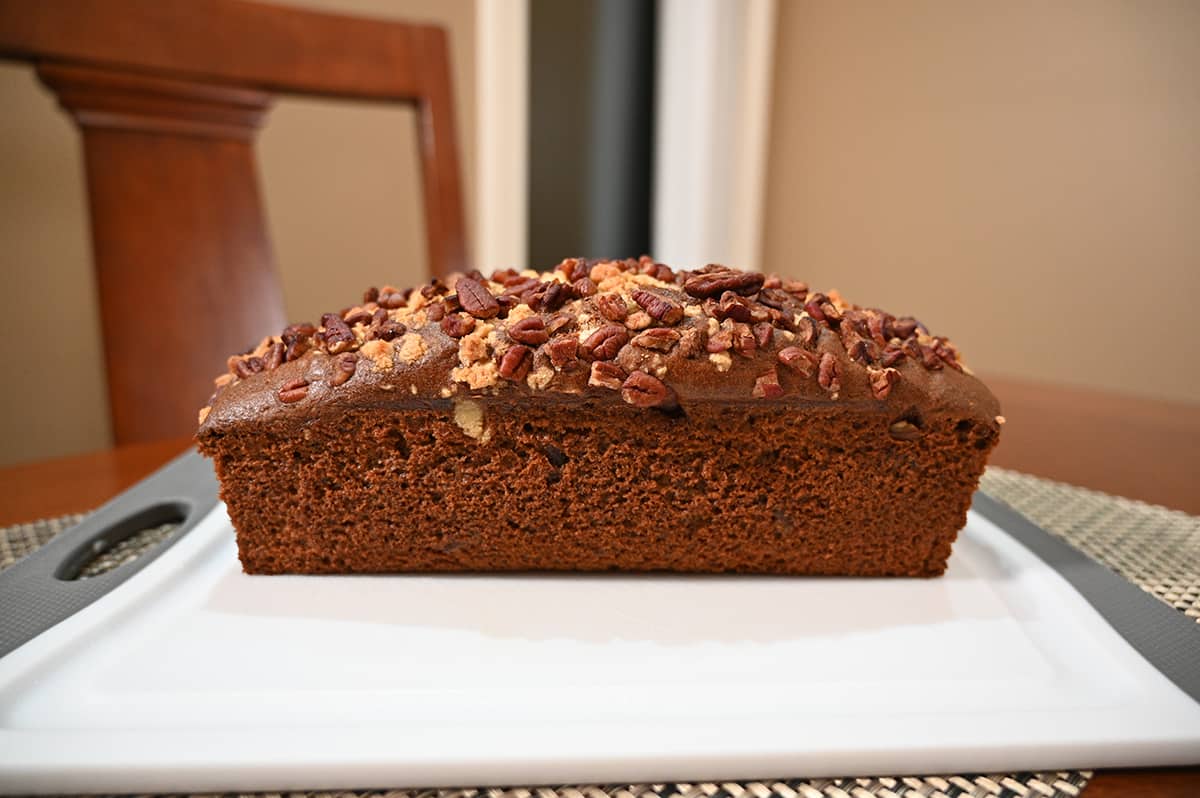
972,492 -> 1200,706
0,448 -> 220,659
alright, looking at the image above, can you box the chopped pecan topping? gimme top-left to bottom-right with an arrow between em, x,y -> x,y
263,342 -> 284,371
572,276 -> 598,297
804,293 -> 842,327
621,370 -> 675,408
677,327 -> 705,358
546,336 -> 579,368
920,344 -> 944,370
596,293 -> 628,322
580,324 -> 629,361
495,268 -> 531,287
343,308 -> 373,327
282,321 -> 316,342
522,281 -> 570,312
867,311 -> 890,346
378,288 -> 406,309
845,337 -> 876,365
368,309 -> 406,341
233,356 -> 263,379
588,361 -> 626,390
817,352 -> 841,394
624,310 -> 653,330
782,279 -> 809,296
777,346 -> 819,377
631,289 -> 684,324
891,317 -> 920,339
880,343 -> 906,367
420,279 -> 448,299
330,352 -> 358,387
509,317 -> 550,345
868,366 -> 900,400
683,266 -> 765,298
283,339 -> 309,362
440,313 -> 476,338
498,344 -> 533,380
752,322 -> 774,349
756,287 -> 800,312
752,368 -> 784,399
794,315 -> 820,347
363,286 -> 380,304
557,257 -> 590,282
730,323 -> 757,356
426,302 -> 446,322
632,327 -> 681,352
278,378 -> 310,404
545,313 -> 574,336
320,313 -> 357,354
456,276 -> 500,319
501,276 -> 540,296
706,329 -> 733,353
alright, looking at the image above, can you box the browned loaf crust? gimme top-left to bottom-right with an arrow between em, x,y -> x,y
196,258 -> 1002,577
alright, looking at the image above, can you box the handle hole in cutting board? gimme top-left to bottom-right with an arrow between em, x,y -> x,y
55,503 -> 188,581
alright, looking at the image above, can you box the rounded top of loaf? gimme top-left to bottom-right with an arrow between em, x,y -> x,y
197,258 -> 1002,439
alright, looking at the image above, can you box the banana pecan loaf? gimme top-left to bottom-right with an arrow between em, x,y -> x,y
196,258 -> 1002,577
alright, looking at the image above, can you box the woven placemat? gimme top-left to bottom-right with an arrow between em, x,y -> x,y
4,466 -> 1199,798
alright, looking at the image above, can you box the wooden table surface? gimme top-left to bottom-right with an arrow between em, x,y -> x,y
0,375 -> 1197,796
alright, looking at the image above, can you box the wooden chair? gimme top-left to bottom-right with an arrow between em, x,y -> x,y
0,0 -> 468,445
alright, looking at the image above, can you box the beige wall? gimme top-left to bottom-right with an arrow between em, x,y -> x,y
0,0 -> 475,466
762,0 -> 1200,404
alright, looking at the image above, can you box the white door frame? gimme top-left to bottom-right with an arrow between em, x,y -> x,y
475,0 -> 529,270
653,0 -> 777,271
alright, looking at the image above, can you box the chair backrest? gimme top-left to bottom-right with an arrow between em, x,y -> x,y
0,0 -> 468,445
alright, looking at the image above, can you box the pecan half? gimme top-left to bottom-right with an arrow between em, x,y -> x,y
880,343 -> 906,367
509,317 -> 549,345
343,308 -> 373,327
456,276 -> 500,319
320,313 -> 357,354
595,293 -> 628,322
378,288 -> 407,309
621,370 -> 675,408
263,342 -> 285,371
580,324 -> 629,360
632,327 -> 681,352
572,276 -> 598,297
546,336 -> 579,368
632,289 -> 684,324
278,378 -> 310,404
233,356 -> 264,380
440,313 -> 475,338
683,267 -> 765,298
892,317 -> 920,339
330,352 -> 358,387
498,344 -> 533,380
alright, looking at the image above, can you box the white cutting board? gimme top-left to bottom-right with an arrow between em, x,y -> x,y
1,504 -> 1199,794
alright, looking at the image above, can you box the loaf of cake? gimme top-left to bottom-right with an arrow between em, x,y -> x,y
196,258 -> 1002,577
